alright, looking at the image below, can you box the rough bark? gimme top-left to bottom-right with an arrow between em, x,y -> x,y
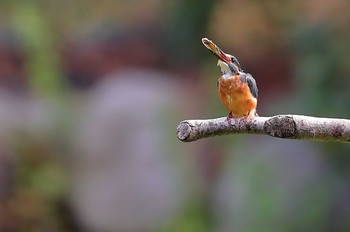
176,115 -> 350,143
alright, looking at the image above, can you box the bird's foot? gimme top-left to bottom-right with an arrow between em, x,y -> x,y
227,112 -> 239,120
226,112 -> 233,120
226,112 -> 240,125
242,115 -> 254,122
242,110 -> 258,122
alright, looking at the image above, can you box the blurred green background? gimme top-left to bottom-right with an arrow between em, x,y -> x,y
0,1 -> 350,231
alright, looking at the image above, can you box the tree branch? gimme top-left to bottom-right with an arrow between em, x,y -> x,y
176,115 -> 350,143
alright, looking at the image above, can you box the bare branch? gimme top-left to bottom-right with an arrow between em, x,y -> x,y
176,115 -> 350,143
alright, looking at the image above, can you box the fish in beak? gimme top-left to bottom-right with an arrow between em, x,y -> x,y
202,38 -> 242,75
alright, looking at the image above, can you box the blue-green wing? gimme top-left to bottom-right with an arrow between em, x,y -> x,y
239,73 -> 258,99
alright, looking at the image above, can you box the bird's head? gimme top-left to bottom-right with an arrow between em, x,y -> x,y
202,38 -> 242,76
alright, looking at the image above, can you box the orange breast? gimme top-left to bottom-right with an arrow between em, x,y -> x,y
218,75 -> 257,117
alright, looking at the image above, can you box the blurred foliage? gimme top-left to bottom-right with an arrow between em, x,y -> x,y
160,200 -> 212,232
292,24 -> 349,117
0,133 -> 69,231
12,2 -> 66,99
291,24 -> 350,173
162,0 -> 215,66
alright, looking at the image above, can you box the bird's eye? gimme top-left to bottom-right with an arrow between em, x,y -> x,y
231,57 -> 236,62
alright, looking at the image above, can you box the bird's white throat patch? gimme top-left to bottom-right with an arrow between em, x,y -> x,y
217,60 -> 232,79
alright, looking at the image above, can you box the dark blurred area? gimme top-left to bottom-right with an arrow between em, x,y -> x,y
0,0 -> 350,231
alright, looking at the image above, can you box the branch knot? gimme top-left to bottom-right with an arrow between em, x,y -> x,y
264,115 -> 297,138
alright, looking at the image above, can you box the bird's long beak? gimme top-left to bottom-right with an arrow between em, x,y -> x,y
202,38 -> 231,64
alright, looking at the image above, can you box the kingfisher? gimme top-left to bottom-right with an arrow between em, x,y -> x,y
202,38 -> 258,119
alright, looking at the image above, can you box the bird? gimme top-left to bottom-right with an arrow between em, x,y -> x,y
202,38 -> 258,119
